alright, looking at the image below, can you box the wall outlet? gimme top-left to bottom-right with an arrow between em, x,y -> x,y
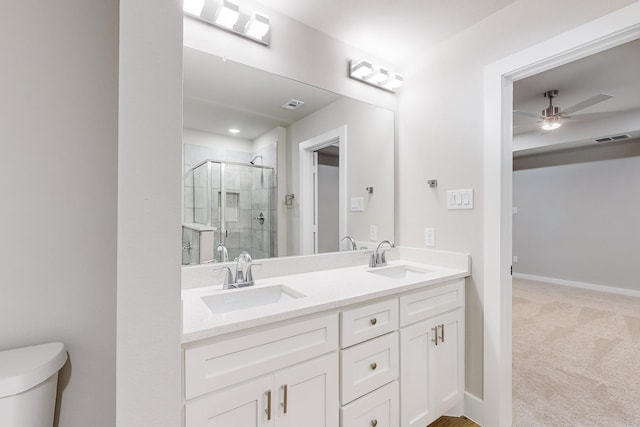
512,255 -> 519,263
370,225 -> 378,241
424,228 -> 435,247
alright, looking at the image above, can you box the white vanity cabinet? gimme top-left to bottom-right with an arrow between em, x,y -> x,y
182,275 -> 467,427
399,280 -> 465,427
183,313 -> 339,427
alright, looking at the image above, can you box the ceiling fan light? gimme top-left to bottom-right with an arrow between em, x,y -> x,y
215,0 -> 240,29
350,60 -> 374,79
245,11 -> 270,39
542,116 -> 562,130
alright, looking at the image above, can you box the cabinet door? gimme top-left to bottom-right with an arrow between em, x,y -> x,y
399,320 -> 436,427
432,309 -> 464,415
274,352 -> 339,427
185,374 -> 273,427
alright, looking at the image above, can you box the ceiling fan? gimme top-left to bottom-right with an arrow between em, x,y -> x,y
513,90 -> 613,131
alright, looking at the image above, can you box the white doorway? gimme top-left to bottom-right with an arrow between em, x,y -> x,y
299,126 -> 347,255
483,5 -> 640,425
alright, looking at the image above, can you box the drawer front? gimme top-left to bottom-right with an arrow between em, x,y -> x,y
341,380 -> 399,427
399,280 -> 464,327
341,298 -> 398,348
184,313 -> 338,400
341,332 -> 399,405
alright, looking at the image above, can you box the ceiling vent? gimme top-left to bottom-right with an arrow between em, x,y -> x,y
281,99 -> 304,110
593,134 -> 631,143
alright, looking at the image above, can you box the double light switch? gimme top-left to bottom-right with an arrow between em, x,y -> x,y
447,189 -> 474,210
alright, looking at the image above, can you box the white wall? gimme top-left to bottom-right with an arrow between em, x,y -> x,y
513,153 -> 640,291
397,0 -> 638,402
0,1 -> 117,425
287,97 -> 395,254
117,0 -> 183,426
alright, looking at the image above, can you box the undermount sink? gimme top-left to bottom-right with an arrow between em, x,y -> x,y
201,285 -> 306,314
367,264 -> 434,279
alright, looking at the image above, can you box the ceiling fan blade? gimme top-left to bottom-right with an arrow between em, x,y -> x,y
513,110 -> 542,119
561,93 -> 613,115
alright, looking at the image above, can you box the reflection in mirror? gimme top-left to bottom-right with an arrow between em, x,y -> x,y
182,46 -> 395,264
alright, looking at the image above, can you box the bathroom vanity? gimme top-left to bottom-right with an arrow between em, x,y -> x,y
181,247 -> 469,427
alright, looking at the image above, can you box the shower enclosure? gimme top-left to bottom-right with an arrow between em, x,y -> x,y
186,159 -> 276,263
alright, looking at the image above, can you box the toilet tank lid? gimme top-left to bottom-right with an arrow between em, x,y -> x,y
0,342 -> 67,398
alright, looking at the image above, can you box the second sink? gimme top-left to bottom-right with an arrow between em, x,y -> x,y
367,264 -> 434,279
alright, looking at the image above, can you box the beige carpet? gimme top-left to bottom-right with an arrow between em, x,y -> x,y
513,278 -> 640,426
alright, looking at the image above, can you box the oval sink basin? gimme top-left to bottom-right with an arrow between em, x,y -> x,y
367,265 -> 434,279
201,285 -> 306,314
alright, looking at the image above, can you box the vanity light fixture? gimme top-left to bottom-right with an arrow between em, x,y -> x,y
349,59 -> 403,93
183,0 -> 270,46
215,0 -> 240,28
245,11 -> 270,40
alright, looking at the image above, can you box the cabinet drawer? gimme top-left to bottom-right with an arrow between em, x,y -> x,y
399,280 -> 464,327
341,298 -> 398,348
341,332 -> 399,405
341,380 -> 399,427
184,313 -> 338,400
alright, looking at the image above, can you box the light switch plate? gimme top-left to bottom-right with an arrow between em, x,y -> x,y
424,228 -> 435,247
447,189 -> 474,210
351,197 -> 364,212
370,225 -> 378,241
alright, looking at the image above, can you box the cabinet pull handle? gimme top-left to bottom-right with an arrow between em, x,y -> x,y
370,318 -> 377,326
432,326 -> 439,345
265,390 -> 272,420
440,324 -> 445,342
281,384 -> 288,414
370,362 -> 378,370
371,420 -> 378,427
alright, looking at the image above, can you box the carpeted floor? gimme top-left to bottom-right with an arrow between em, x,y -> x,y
513,277 -> 640,426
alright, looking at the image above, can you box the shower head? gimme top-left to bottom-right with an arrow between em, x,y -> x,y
249,155 -> 263,165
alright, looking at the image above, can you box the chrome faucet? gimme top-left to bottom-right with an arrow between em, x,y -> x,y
216,243 -> 229,262
341,236 -> 357,251
216,251 -> 260,289
369,240 -> 395,268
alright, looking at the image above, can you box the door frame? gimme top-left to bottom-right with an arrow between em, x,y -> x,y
299,126 -> 347,255
482,4 -> 640,426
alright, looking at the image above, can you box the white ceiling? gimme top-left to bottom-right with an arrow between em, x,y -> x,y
183,47 -> 341,139
255,0 -> 518,65
513,38 -> 640,155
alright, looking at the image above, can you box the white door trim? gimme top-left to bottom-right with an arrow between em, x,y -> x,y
483,4 -> 640,426
299,126 -> 347,255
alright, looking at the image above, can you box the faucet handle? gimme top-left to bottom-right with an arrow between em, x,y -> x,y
245,263 -> 262,285
213,266 -> 235,289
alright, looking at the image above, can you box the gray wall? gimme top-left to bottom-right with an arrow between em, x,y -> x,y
513,151 -> 640,291
0,1 -> 118,425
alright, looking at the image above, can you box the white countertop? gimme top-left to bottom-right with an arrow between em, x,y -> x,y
182,259 -> 469,343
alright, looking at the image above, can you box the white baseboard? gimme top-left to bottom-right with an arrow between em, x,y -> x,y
462,392 -> 485,426
448,392 -> 485,426
513,273 -> 640,298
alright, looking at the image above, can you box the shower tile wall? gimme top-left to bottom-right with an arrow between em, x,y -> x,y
183,143 -> 277,262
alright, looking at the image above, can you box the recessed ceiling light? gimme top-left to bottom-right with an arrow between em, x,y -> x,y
229,128 -> 240,134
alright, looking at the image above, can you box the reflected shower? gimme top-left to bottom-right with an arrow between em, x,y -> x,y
249,155 -> 263,165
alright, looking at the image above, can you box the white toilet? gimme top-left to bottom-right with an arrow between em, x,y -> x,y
0,342 -> 67,427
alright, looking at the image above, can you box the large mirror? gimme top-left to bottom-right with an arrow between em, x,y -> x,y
182,46 -> 395,265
